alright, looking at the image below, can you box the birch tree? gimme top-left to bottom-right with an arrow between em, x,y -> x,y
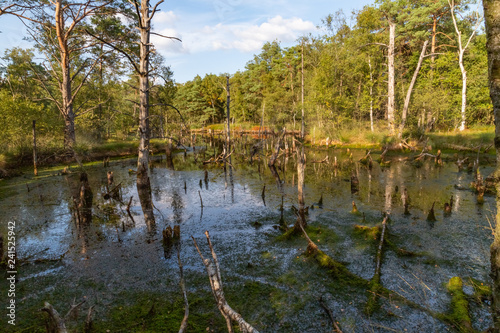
448,0 -> 482,131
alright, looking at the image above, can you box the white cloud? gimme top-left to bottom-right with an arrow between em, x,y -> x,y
151,14 -> 317,56
154,11 -> 179,25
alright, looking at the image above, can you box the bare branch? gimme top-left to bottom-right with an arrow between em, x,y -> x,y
150,31 -> 182,42
149,0 -> 164,21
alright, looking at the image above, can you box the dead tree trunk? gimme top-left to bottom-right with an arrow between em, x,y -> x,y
368,58 -> 374,133
294,145 -> 306,233
449,0 -> 481,131
33,120 -> 38,176
387,21 -> 396,136
399,40 -> 429,137
225,76 -> 231,160
484,0 -> 500,329
135,0 -> 159,227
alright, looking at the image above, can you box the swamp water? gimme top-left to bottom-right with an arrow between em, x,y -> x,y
0,143 -> 496,332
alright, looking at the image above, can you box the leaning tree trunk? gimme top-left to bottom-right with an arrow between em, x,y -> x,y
136,0 -> 155,227
484,1 -> 500,331
387,20 -> 396,136
399,40 -> 429,138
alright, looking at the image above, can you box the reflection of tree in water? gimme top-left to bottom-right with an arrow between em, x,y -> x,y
171,189 -> 184,225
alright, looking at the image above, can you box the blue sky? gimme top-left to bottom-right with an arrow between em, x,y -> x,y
0,0 -> 374,83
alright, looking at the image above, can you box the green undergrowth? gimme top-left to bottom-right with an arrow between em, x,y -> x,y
95,291 -> 224,332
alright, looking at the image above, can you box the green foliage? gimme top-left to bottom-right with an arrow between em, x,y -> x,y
0,0 -> 492,161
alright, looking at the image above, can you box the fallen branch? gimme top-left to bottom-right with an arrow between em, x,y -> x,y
177,245 -> 189,333
41,300 -> 86,333
366,214 -> 389,314
192,231 -> 260,333
319,295 -> 343,333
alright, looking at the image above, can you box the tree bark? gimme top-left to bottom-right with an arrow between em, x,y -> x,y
483,0 -> 500,330
399,40 -> 429,137
301,43 -> 305,140
136,0 -> 156,227
449,0 -> 479,131
369,58 -> 374,132
387,21 -> 396,136
56,0 -> 77,151
32,120 -> 37,176
226,76 -> 231,158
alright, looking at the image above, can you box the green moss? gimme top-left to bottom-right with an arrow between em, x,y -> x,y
353,225 -> 381,242
95,291 -> 225,332
445,276 -> 472,332
365,274 -> 382,315
309,248 -> 367,288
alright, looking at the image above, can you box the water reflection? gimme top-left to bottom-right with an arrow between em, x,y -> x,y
0,142 -> 496,332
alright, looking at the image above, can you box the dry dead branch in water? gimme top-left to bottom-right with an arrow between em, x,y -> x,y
41,300 -> 86,333
192,231 -> 260,333
177,245 -> 189,333
319,295 -> 343,333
